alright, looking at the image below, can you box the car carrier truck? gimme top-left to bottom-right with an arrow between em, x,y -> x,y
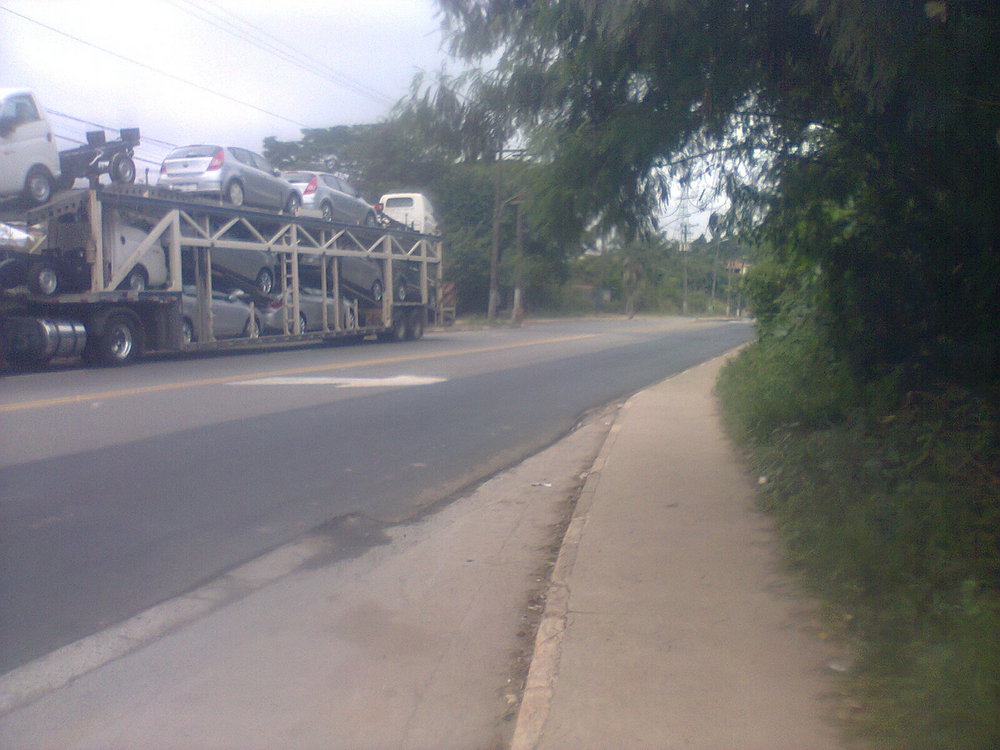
0,184 -> 442,367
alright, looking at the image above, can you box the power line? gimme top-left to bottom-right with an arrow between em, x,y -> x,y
0,5 -> 312,130
162,0 -> 396,107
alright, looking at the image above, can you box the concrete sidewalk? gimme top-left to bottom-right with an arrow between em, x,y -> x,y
512,354 -> 844,750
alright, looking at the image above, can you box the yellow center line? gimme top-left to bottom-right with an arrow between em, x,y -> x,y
1,334 -> 599,413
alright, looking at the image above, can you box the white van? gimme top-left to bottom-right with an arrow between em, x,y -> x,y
0,88 -> 61,206
378,192 -> 438,235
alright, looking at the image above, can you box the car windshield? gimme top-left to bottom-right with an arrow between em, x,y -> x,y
168,145 -> 219,159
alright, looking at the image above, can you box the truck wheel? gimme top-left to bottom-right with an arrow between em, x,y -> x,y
406,311 -> 424,340
109,153 -> 136,184
391,312 -> 407,341
0,257 -> 27,290
28,262 -> 59,296
23,166 -> 54,206
86,312 -> 143,366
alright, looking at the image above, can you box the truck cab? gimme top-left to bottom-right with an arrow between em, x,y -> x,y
0,88 -> 61,206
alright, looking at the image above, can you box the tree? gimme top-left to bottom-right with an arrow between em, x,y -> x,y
436,0 -> 1000,384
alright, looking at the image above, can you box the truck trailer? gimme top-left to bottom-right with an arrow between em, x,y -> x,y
0,184 -> 442,367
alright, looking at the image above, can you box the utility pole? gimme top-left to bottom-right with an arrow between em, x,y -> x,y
680,188 -> 690,316
510,197 -> 524,324
488,147 -> 503,321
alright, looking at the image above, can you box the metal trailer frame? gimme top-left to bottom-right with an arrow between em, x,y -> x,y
3,186 -> 442,364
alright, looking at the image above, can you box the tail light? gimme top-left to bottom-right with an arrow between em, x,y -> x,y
207,148 -> 225,171
304,176 -> 318,196
267,299 -> 284,309
374,202 -> 383,212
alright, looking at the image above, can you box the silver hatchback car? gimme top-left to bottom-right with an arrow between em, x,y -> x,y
159,145 -> 301,214
284,171 -> 376,226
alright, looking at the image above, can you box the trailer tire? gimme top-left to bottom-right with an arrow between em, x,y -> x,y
406,310 -> 424,340
391,312 -> 408,341
109,153 -> 136,184
85,311 -> 143,366
28,262 -> 60,296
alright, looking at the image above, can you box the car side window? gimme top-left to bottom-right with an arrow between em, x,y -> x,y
340,179 -> 358,198
2,94 -> 40,124
251,153 -> 273,173
322,175 -> 341,192
230,148 -> 252,166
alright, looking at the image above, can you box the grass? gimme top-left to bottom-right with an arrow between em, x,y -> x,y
716,328 -> 1000,749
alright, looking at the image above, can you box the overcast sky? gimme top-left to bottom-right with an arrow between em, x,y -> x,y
1,0 -> 452,179
2,0 -> 714,237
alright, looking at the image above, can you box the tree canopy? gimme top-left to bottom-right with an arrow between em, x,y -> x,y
436,0 -> 1000,384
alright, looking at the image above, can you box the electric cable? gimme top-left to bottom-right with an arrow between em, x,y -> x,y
0,5 -> 312,129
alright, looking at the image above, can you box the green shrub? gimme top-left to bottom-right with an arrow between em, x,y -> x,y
718,336 -> 1000,749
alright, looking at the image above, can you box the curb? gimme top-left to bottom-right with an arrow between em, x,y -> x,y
509,398 -> 630,750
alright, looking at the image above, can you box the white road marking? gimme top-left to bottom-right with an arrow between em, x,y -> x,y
231,375 -> 447,387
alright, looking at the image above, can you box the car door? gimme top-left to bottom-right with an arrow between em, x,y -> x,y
251,151 -> 284,210
321,175 -> 351,223
229,148 -> 265,209
0,92 -> 56,195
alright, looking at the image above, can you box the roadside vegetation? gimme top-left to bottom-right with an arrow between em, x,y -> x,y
717,299 -> 999,748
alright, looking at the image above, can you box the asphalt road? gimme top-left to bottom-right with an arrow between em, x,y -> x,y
0,316 -> 751,675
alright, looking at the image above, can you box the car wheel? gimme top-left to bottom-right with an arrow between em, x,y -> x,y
321,202 -> 334,222
181,318 -> 195,344
244,316 -> 261,338
370,279 -> 383,303
109,153 -> 136,184
344,304 -> 357,330
364,212 -> 377,227
284,192 -> 301,216
298,312 -> 307,334
23,166 -> 54,207
87,312 -> 142,366
394,276 -> 408,302
255,267 -> 274,295
120,266 -> 147,292
225,180 -> 245,207
28,262 -> 59,296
